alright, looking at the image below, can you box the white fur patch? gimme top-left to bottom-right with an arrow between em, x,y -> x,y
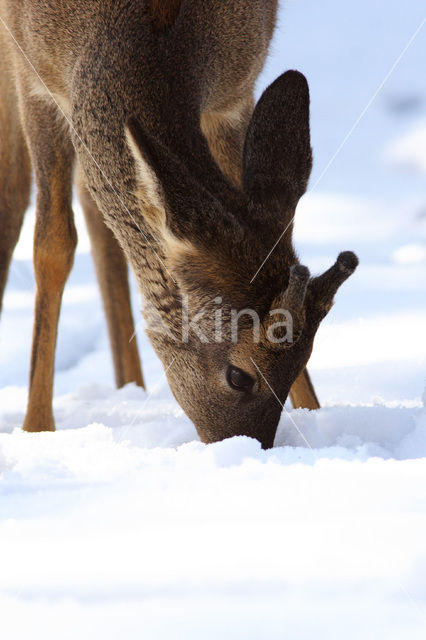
125,126 -> 164,213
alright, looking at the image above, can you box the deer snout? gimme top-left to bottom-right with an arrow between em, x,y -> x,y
194,398 -> 282,450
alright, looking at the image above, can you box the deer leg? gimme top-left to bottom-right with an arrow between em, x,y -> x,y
0,78 -> 31,313
288,368 -> 320,410
202,100 -> 321,411
21,99 -> 77,432
77,176 -> 144,389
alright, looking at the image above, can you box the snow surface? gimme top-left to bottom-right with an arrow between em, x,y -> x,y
1,1 -> 426,637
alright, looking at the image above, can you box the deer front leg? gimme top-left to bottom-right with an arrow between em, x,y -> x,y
201,99 -> 320,411
77,177 -> 144,389
0,90 -> 31,314
21,98 -> 77,432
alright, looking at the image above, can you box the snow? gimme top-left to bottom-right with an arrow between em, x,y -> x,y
1,0 -> 426,637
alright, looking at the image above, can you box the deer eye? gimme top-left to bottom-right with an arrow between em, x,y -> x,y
226,366 -> 255,393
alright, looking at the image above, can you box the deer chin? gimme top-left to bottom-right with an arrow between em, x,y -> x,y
172,380 -> 284,450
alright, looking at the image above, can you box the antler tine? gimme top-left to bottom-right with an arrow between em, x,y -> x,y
310,251 -> 359,308
262,264 -> 310,348
282,264 -> 310,313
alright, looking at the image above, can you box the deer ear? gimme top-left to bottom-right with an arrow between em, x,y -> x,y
125,118 -> 243,287
242,70 -> 312,205
126,117 -> 198,235
126,117 -> 239,242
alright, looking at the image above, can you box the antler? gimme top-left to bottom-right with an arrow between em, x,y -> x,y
281,264 -> 310,313
309,251 -> 359,313
262,263 -> 310,346
262,252 -> 358,348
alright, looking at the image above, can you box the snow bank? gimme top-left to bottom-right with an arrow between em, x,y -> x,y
1,405 -> 426,639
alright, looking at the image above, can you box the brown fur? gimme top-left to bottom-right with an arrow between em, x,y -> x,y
0,28 -> 31,311
78,178 -> 145,389
146,0 -> 183,30
24,143 -> 77,432
0,0 -> 357,446
201,102 -> 319,411
289,369 -> 320,409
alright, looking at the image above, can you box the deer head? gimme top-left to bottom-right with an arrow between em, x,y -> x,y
126,71 -> 358,448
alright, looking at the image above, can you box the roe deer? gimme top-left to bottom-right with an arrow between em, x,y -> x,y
0,0 -> 358,448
